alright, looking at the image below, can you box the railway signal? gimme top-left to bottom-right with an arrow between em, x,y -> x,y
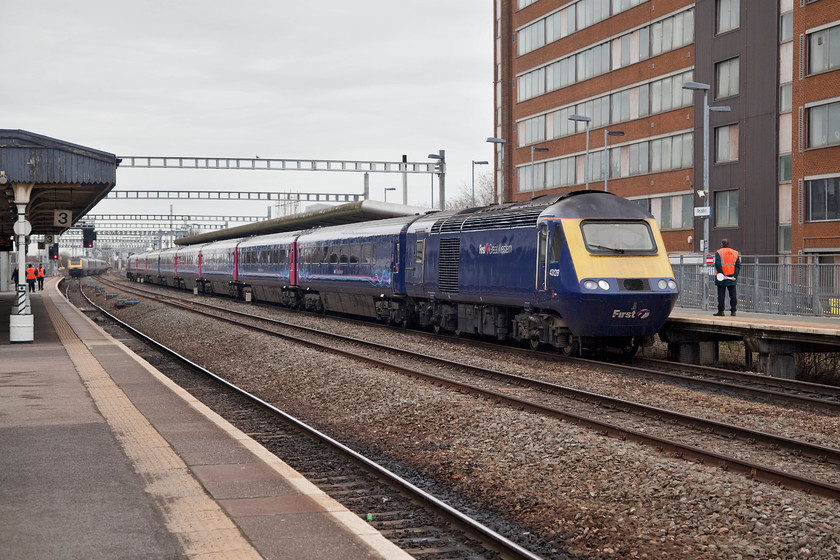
82,227 -> 96,248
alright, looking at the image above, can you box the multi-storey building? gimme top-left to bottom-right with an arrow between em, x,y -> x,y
491,0 -> 840,260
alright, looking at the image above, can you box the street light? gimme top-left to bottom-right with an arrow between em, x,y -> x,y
603,130 -> 624,192
486,137 -> 506,203
427,150 -> 445,210
471,160 -> 488,207
682,81 -> 731,254
384,187 -> 396,203
569,115 -> 592,189
530,146 -> 549,199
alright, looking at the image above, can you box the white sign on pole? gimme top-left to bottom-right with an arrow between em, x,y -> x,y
694,206 -> 711,217
13,220 -> 32,236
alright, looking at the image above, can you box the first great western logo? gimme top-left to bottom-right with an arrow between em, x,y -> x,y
477,243 -> 513,256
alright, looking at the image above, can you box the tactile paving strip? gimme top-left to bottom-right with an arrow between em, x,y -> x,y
42,290 -> 263,560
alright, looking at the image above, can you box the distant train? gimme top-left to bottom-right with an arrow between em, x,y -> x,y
127,191 -> 679,355
67,257 -> 110,278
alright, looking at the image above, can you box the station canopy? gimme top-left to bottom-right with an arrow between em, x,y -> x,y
0,130 -> 118,247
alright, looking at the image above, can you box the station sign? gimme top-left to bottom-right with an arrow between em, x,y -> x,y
54,209 -> 73,227
694,206 -> 711,217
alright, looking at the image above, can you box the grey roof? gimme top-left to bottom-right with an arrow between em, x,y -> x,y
1,130 -> 119,240
174,200 -> 435,245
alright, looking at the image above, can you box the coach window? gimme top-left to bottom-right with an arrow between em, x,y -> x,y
350,244 -> 360,264
339,245 -> 349,264
329,246 -> 339,264
551,225 -> 564,261
362,244 -> 371,264
278,249 -> 286,264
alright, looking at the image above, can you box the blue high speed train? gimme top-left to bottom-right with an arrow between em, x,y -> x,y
127,191 -> 679,355
67,257 -> 110,278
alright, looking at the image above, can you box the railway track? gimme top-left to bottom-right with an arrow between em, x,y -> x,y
73,277 -> 548,560
101,273 -> 840,409
89,275 -> 840,501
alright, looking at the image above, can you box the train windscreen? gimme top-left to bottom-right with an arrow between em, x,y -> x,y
580,221 -> 656,255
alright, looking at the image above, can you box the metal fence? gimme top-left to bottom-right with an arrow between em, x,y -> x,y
670,254 -> 840,317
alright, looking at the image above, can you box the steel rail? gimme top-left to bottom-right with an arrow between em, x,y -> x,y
76,279 -> 547,560
93,276 -> 840,502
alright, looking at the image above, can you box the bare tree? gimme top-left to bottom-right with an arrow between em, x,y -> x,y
446,170 -> 496,210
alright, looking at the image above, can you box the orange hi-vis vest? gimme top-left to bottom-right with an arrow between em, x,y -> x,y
716,247 -> 739,276
37,267 -> 45,277
26,267 -> 36,280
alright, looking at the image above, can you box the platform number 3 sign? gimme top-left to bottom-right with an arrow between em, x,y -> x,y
54,209 -> 72,227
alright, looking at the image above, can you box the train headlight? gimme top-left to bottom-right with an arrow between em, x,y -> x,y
667,279 -> 678,290
584,280 -> 598,290
597,280 -> 610,290
657,279 -> 668,290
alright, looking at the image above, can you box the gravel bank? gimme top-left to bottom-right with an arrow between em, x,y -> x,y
84,277 -> 840,560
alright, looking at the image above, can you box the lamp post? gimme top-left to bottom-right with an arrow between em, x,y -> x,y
471,160 -> 488,207
569,115 -> 592,189
427,150 -> 445,210
486,137 -> 506,203
603,130 -> 624,192
530,146 -> 549,199
384,187 -> 396,203
682,81 -> 731,254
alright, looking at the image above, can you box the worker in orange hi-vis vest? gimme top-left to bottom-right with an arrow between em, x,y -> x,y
37,264 -> 46,290
25,264 -> 37,293
714,238 -> 741,317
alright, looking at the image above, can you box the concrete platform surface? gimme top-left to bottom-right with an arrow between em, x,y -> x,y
0,278 -> 412,560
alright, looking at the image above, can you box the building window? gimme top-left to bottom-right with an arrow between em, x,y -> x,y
681,194 -> 693,228
779,154 -> 792,183
808,24 -> 840,75
716,0 -> 739,34
807,100 -> 840,148
806,177 -> 840,221
779,225 -> 791,253
628,142 -> 649,176
635,198 -> 651,213
715,189 -> 739,227
780,11 -> 793,43
715,124 -> 739,163
660,196 -> 672,229
516,8 -> 692,102
780,83 -> 792,113
715,58 -> 739,99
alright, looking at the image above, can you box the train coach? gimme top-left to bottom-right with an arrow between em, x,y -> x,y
130,191 -> 678,355
67,257 -> 110,277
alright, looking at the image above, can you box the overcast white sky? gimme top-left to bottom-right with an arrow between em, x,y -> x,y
2,1 -> 494,217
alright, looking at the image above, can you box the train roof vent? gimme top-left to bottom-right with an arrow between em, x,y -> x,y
431,215 -> 470,234
461,208 -> 543,232
438,237 -> 460,293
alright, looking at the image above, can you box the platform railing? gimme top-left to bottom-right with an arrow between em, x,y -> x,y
670,254 -> 840,318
